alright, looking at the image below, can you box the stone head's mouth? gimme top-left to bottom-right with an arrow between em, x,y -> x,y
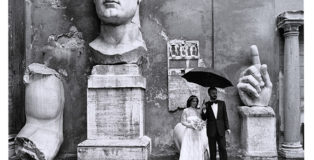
103,0 -> 120,5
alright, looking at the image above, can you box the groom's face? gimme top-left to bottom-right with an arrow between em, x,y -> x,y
209,89 -> 217,100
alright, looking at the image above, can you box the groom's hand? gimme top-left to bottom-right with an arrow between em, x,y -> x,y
202,107 -> 206,114
201,100 -> 206,113
226,129 -> 231,135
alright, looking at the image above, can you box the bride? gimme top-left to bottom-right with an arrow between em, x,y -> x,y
174,95 -> 209,160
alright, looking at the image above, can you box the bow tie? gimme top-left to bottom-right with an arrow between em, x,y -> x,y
210,100 -> 218,104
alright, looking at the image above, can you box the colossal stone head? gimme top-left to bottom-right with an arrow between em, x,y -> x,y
94,0 -> 141,25
90,0 -> 146,65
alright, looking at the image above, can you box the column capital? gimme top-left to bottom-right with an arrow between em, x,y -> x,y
277,10 -> 304,34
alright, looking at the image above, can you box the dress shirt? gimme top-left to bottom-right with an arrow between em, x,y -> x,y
211,102 -> 218,119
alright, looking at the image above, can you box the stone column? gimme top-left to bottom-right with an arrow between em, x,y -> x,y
277,10 -> 304,158
77,64 -> 151,160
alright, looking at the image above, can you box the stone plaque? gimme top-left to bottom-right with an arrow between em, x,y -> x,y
168,40 -> 199,59
168,70 -> 201,111
167,40 -> 201,111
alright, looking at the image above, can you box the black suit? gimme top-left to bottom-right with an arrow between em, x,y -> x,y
201,100 -> 229,160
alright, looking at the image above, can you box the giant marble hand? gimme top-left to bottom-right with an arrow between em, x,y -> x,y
237,45 -> 273,107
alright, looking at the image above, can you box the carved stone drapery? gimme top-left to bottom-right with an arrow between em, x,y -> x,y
15,63 -> 64,160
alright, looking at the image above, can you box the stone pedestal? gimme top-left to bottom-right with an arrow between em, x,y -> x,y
238,106 -> 277,159
277,10 -> 304,158
77,64 -> 151,160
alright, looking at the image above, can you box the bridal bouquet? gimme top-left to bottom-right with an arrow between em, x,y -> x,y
191,119 -> 206,131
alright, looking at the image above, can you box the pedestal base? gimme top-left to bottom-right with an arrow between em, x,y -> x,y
238,106 -> 277,159
77,136 -> 151,160
279,143 -> 304,158
241,157 -> 277,160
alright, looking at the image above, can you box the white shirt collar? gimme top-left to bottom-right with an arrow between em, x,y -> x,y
211,103 -> 218,119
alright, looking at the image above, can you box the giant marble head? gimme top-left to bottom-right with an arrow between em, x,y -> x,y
94,0 -> 141,25
90,0 -> 146,65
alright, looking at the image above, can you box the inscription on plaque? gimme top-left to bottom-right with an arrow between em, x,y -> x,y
87,88 -> 144,139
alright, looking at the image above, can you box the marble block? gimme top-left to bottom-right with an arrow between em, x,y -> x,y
77,136 -> 151,160
87,64 -> 146,140
78,64 -> 150,160
87,88 -> 144,139
238,106 -> 277,159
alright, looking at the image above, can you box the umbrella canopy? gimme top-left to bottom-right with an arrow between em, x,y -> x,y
182,67 -> 233,88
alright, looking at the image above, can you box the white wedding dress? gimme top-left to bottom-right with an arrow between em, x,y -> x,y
174,109 -> 209,160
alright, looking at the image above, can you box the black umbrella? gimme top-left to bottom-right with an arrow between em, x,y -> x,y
182,67 -> 233,88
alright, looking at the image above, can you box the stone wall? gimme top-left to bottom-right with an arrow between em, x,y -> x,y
213,0 -> 279,154
9,0 -> 303,158
23,0 -> 93,158
9,0 -> 26,135
141,0 -> 213,157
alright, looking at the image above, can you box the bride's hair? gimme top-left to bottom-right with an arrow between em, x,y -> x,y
186,95 -> 199,108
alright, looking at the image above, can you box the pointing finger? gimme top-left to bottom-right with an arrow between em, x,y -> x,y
250,45 -> 261,66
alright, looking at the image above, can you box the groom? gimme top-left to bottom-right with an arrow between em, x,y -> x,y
201,87 -> 230,160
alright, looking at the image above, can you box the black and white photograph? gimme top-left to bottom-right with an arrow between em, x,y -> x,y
7,0 -> 310,160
